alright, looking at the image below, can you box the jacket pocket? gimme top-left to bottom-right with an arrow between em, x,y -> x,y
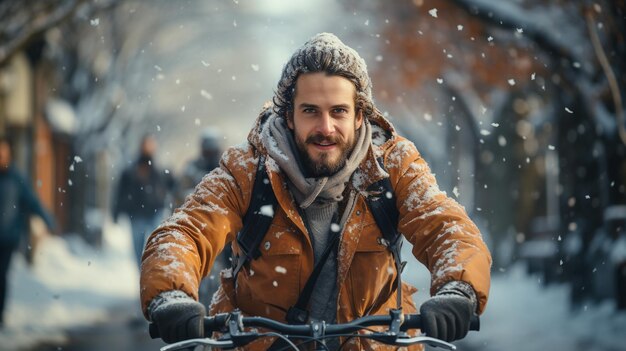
348,232 -> 396,317
236,228 -> 302,320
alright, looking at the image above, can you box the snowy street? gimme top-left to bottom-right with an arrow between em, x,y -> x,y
0,228 -> 624,351
1,1 -> 626,351
455,267 -> 626,351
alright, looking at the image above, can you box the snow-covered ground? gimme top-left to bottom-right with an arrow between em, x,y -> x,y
1,228 -> 625,351
456,265 -> 626,351
402,244 -> 626,351
0,219 -> 140,351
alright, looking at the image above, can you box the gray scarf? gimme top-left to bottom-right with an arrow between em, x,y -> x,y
260,113 -> 371,209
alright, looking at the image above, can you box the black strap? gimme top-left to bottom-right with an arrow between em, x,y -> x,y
366,157 -> 403,311
233,155 -> 278,279
286,214 -> 340,324
235,155 -> 402,323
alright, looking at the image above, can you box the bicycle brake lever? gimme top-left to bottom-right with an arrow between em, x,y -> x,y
394,336 -> 456,350
160,338 -> 234,351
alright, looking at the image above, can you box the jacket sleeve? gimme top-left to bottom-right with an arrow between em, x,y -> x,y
139,144 -> 256,317
20,177 -> 55,232
386,137 -> 491,314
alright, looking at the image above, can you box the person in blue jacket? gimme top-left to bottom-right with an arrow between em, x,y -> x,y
0,137 -> 55,328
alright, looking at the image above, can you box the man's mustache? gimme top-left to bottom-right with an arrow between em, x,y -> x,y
306,134 -> 342,145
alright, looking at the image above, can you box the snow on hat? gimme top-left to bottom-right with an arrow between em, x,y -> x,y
273,32 -> 374,119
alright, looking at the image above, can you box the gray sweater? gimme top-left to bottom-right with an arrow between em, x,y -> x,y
303,201 -> 339,323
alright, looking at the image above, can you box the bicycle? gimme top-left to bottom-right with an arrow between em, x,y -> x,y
149,308 -> 480,351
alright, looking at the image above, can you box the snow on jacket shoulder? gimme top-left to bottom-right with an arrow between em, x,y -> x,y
140,107 -> 491,351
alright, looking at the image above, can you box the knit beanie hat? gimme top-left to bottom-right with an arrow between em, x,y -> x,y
273,33 -> 374,119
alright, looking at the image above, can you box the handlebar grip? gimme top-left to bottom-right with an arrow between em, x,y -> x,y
149,314 -> 229,340
149,323 -> 160,339
470,315 -> 480,331
401,314 -> 480,331
204,313 -> 229,333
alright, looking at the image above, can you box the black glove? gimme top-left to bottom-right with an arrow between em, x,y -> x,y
419,294 -> 473,342
151,299 -> 206,344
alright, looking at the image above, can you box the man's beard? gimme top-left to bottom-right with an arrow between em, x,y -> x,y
295,132 -> 356,178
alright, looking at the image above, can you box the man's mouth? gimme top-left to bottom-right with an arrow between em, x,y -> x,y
307,134 -> 339,151
312,142 -> 336,151
311,139 -> 337,149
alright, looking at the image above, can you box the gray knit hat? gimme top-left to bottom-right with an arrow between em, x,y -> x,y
273,33 -> 374,119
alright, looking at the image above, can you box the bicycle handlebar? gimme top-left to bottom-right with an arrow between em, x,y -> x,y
149,309 -> 479,350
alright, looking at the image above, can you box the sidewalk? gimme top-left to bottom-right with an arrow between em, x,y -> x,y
401,243 -> 626,351
455,264 -> 626,351
0,220 -> 140,351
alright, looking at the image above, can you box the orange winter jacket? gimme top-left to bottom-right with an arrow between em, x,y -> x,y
140,108 -> 491,350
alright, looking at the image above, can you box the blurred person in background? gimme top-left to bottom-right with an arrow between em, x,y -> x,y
0,137 -> 55,328
176,127 -> 223,204
176,127 -> 231,308
112,134 -> 175,268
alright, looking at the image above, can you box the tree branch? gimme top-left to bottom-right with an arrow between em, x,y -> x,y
0,0 -> 84,67
585,8 -> 626,145
449,0 -> 583,70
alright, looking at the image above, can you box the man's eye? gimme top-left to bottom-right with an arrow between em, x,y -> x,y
303,108 -> 316,113
333,108 -> 348,114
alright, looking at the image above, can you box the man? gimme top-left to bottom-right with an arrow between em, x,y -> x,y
176,127 -> 223,205
176,127 -> 231,308
0,137 -> 55,327
113,134 -> 175,267
141,33 -> 491,350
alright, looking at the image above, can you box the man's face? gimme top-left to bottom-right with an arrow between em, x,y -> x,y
140,136 -> 157,158
287,72 -> 363,177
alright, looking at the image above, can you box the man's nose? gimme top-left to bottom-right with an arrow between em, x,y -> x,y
317,113 -> 335,135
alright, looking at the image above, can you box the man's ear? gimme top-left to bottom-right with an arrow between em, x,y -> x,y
355,109 -> 364,130
286,112 -> 295,130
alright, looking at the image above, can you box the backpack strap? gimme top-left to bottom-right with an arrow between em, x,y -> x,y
233,155 -> 404,315
365,157 -> 404,310
285,213 -> 340,324
232,155 -> 278,279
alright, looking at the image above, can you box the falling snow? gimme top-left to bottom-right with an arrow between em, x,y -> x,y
200,90 -> 213,100
274,266 -> 287,274
260,204 -> 274,218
